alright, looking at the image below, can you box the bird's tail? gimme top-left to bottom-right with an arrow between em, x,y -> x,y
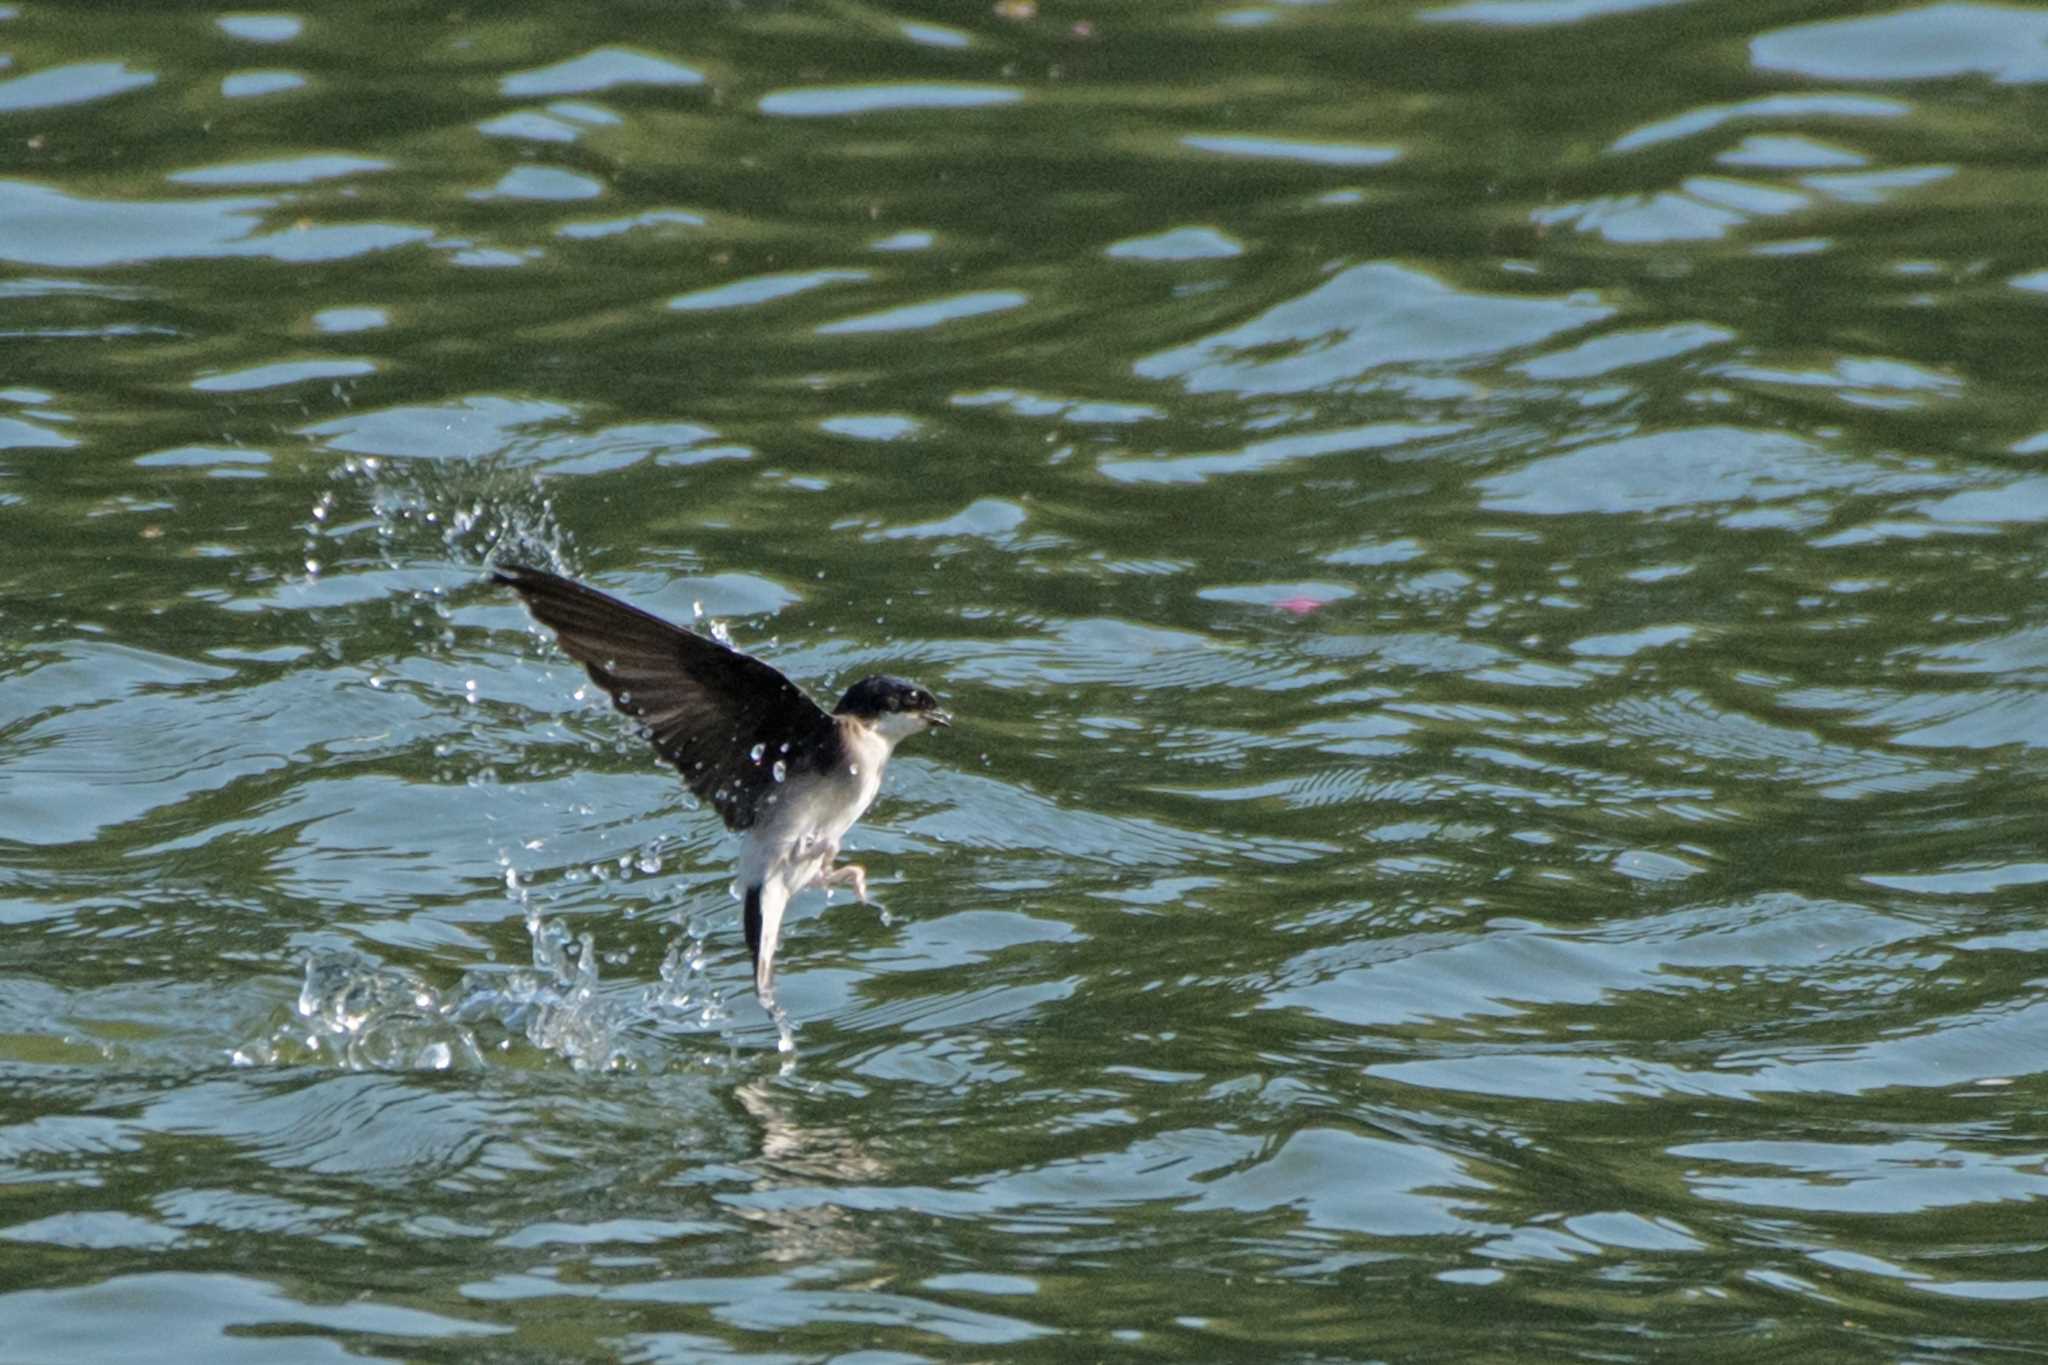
742,881 -> 789,1001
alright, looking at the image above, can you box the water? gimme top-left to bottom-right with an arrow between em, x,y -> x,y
5,0 -> 2048,1357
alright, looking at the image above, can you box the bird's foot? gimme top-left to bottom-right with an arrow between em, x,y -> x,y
817,862 -> 868,904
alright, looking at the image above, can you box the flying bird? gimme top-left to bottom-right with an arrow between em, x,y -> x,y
495,563 -> 949,1002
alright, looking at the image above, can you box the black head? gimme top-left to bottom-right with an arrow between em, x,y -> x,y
833,674 -> 950,727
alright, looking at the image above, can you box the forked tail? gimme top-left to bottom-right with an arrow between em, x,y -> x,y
742,882 -> 788,1001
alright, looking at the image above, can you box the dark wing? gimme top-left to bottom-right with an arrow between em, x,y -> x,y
495,563 -> 834,831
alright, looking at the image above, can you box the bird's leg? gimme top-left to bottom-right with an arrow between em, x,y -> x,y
815,861 -> 868,904
803,837 -> 868,903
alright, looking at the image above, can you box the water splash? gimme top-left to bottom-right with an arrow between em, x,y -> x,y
236,854 -> 735,1074
232,950 -> 488,1073
262,453 -> 764,1074
342,452 -> 566,577
241,908 -> 732,1076
456,855 -> 731,1071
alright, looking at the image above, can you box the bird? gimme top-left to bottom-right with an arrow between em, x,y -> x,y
494,563 -> 950,1003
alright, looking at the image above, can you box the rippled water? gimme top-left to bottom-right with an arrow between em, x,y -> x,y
6,0 -> 2048,1358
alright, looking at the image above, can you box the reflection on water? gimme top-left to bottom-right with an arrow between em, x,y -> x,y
1136,262 -> 1613,396
6,0 -> 2048,1357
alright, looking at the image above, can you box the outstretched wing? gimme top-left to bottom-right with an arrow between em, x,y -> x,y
495,563 -> 834,831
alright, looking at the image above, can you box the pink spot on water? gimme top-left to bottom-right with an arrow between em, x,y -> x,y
1275,596 -> 1325,616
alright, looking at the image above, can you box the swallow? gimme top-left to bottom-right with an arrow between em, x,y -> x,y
495,564 -> 949,1002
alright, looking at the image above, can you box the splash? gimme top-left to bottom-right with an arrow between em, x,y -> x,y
265,448 -> 766,1073
453,909 -> 725,1073
237,906 -> 731,1075
268,951 -> 486,1072
311,451 -> 570,584
236,851 -> 738,1074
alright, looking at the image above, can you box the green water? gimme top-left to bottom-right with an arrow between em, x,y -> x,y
6,0 -> 2048,1358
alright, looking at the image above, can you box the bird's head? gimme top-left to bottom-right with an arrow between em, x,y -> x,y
834,674 -> 951,743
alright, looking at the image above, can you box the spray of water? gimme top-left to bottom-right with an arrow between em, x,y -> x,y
243,852 -> 734,1075
247,451 -> 768,1075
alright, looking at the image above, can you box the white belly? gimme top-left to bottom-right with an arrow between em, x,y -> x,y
738,747 -> 883,894
732,721 -> 892,998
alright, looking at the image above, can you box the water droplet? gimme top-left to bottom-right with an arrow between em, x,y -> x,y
749,743 -> 766,762
772,760 -> 787,782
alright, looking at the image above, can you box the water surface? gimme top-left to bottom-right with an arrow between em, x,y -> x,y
5,0 -> 2048,1358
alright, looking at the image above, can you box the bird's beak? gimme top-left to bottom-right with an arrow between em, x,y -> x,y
927,710 -> 953,729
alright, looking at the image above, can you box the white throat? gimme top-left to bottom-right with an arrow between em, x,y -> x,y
865,710 -> 931,748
